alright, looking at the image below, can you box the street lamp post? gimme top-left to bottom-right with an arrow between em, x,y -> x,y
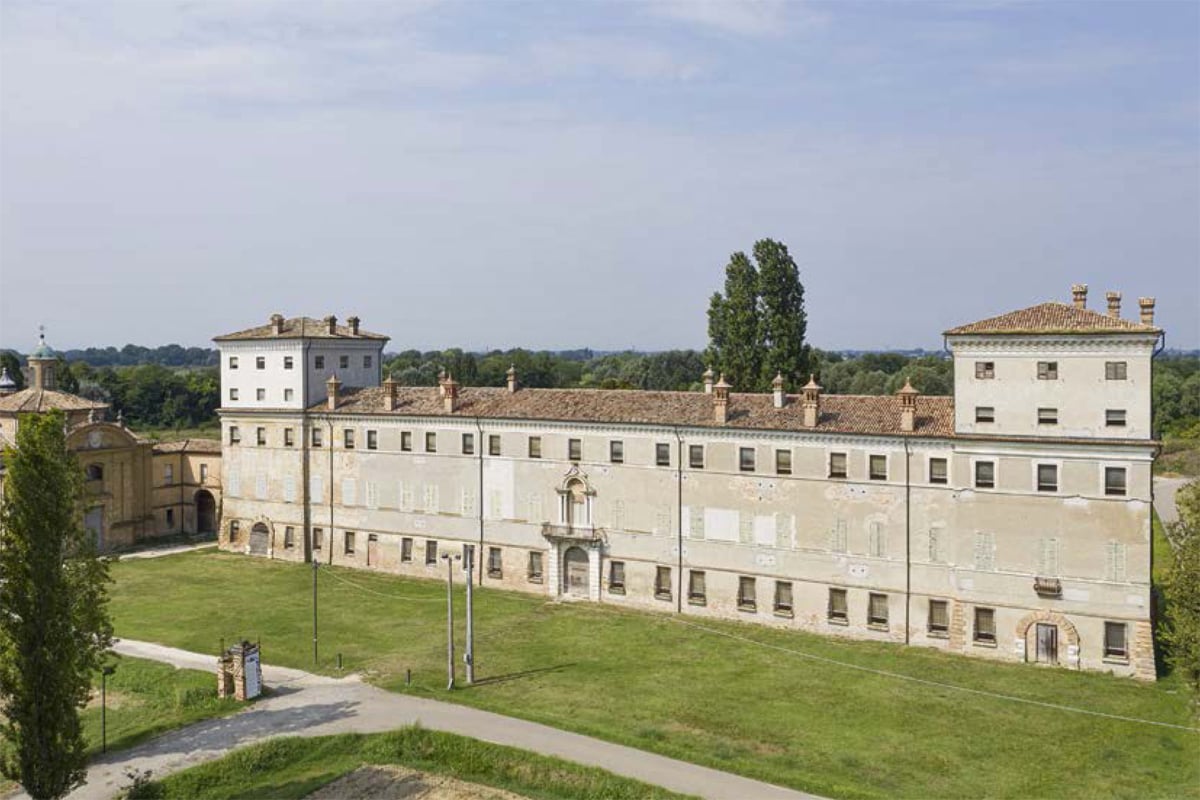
440,552 -> 461,690
464,548 -> 475,685
101,665 -> 116,754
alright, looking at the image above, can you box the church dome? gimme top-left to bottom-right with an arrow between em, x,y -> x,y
28,333 -> 56,360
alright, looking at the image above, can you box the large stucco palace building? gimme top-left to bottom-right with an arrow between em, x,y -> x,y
215,288 -> 1163,679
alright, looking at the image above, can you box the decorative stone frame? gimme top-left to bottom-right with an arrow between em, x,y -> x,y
1015,610 -> 1080,668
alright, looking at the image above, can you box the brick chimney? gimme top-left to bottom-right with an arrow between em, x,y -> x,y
1071,284 -> 1088,309
772,372 -> 785,409
383,375 -> 398,411
270,313 -> 285,335
801,374 -> 821,429
1106,291 -> 1121,319
347,316 -> 360,336
702,367 -> 714,395
896,377 -> 919,433
1139,297 -> 1156,326
324,315 -> 338,335
326,374 -> 341,411
507,365 -> 519,393
437,369 -> 448,398
443,374 -> 460,413
713,374 -> 731,425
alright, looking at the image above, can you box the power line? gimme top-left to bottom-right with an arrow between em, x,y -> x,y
319,565 -> 445,603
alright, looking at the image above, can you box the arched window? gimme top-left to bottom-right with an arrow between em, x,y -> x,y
86,464 -> 104,481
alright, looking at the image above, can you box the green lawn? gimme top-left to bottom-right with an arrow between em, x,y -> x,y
127,727 -> 692,800
109,551 -> 1200,800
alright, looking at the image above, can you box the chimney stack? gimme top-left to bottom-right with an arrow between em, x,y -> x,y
1106,291 -> 1121,319
506,365 -> 519,393
383,375 -> 398,411
347,316 -> 360,336
1071,284 -> 1088,309
443,374 -> 460,413
270,313 -> 285,335
801,374 -> 822,429
772,372 -> 785,409
713,374 -> 731,425
326,374 -> 342,411
324,315 -> 338,335
1139,297 -> 1156,326
896,377 -> 919,433
702,367 -> 714,395
437,369 -> 448,398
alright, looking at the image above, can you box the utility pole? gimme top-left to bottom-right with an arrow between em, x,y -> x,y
441,552 -> 461,690
100,665 -> 116,754
312,554 -> 318,665
464,546 -> 475,685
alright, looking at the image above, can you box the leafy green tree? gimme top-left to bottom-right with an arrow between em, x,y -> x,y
1163,480 -> 1200,697
0,352 -> 24,390
52,358 -> 79,394
706,251 -> 763,390
0,411 -> 113,799
754,239 -> 808,386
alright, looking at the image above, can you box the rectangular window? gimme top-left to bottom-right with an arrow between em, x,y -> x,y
312,527 -> 322,550
869,455 -> 887,481
1106,409 -> 1127,427
283,388 -> 293,402
229,356 -> 239,369
1037,361 -> 1058,380
829,452 -> 847,478
1106,361 -> 1128,381
929,457 -> 947,484
283,356 -> 293,370
312,427 -> 323,447
568,438 -> 582,461
975,461 -> 995,489
1038,407 -> 1058,425
975,361 -> 995,379
401,431 -> 412,451
868,593 -> 889,628
654,566 -> 671,600
229,388 -> 239,402
425,540 -> 438,565
975,406 -> 994,423
610,440 -> 624,464
775,449 -> 792,475
256,356 -> 265,370
1037,464 -> 1058,492
928,599 -> 949,636
1105,467 -> 1127,496
229,520 -> 240,541
656,443 -> 671,467
738,576 -> 757,612
1104,621 -> 1128,660
489,435 -> 501,456
462,433 -> 474,455
256,388 -> 266,402
164,464 -> 174,484
401,537 -> 413,562
367,430 -> 378,450
425,432 -> 437,453
344,531 -> 355,555
229,425 -> 241,444
200,464 -> 208,481
774,581 -> 794,616
339,355 -> 349,369
284,526 -> 295,549
828,588 -> 848,623
363,355 -> 372,369
314,355 -> 325,370
973,607 -> 996,644
165,508 -> 175,527
256,427 -> 266,446
487,547 -> 502,578
528,436 -> 542,459
528,552 -> 544,583
689,444 -> 705,469
609,561 -> 626,594
284,428 -> 295,447
344,429 -> 355,449
688,570 -> 706,605
739,447 -> 756,472
975,531 -> 996,571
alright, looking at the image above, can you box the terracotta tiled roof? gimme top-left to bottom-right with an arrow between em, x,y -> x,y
945,302 -> 1159,335
214,317 -> 388,342
314,386 -> 955,438
0,389 -> 108,414
152,438 -> 222,454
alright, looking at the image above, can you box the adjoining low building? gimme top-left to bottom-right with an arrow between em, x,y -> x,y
0,334 -> 223,550
216,288 -> 1162,679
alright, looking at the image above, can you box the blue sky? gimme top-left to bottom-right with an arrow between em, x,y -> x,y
1,0 -> 1197,352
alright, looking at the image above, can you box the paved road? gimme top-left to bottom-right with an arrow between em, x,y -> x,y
1155,477 -> 1191,527
34,639 -> 816,800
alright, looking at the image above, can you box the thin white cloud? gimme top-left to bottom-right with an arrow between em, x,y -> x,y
645,0 -> 804,37
528,35 -> 704,81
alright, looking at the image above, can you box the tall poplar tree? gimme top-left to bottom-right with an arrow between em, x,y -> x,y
706,251 -> 762,390
755,239 -> 809,386
0,411 -> 113,800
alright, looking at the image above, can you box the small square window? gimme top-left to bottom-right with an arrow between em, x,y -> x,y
367,430 -> 378,450
689,444 -> 705,469
165,508 -> 175,527
344,429 -> 355,449
869,455 -> 887,481
975,406 -> 995,423
1105,467 -> 1127,496
929,458 -> 947,485
256,388 -> 266,402
828,588 -> 848,623
973,607 -> 996,643
256,427 -> 266,446
829,452 -> 847,479
425,540 -> 438,565
344,531 -> 356,555
284,356 -> 293,370
425,432 -> 437,453
314,355 -> 325,370
1037,361 -> 1058,380
284,428 -> 295,447
489,435 -> 501,456
928,599 -> 949,636
164,464 -> 174,484
528,552 -> 544,583
312,527 -> 323,550
229,356 -> 239,370
868,592 -> 889,628
256,356 -> 266,370
400,431 -> 412,451
654,566 -> 672,600
1105,361 -> 1127,381
688,570 -> 706,605
656,443 -> 671,467
609,561 -> 626,594
229,388 -> 239,401
974,361 -> 994,379
739,447 -> 756,472
284,388 -> 294,402
1038,408 -> 1058,425
200,464 -> 209,481
610,440 -> 624,464
529,436 -> 542,459
773,581 -> 793,616
1104,621 -> 1128,660
487,547 -> 502,578
339,355 -> 349,370
401,537 -> 413,562
284,526 -> 295,549
1106,409 -> 1127,427
1037,464 -> 1058,492
363,355 -> 372,369
975,461 -> 995,489
569,438 -> 582,461
462,433 -> 474,455
311,427 -> 323,447
229,425 -> 241,444
229,520 -> 240,541
775,449 -> 792,475
738,576 -> 757,611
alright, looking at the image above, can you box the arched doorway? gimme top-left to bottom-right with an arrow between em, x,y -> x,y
249,522 -> 270,556
563,546 -> 589,596
1016,610 -> 1080,668
195,490 -> 216,535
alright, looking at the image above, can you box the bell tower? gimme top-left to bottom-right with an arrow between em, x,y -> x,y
28,326 -> 58,391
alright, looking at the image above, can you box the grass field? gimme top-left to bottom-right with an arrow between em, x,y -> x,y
127,727 -> 692,800
108,551 -> 1200,800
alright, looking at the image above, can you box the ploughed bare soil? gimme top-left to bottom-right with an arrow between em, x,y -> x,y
305,766 -> 527,800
